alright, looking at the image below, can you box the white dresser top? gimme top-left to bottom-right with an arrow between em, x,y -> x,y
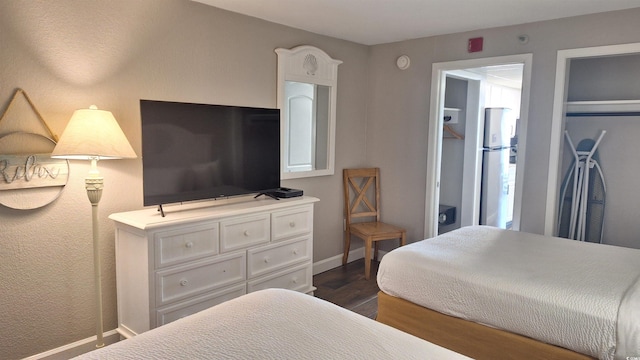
109,196 -> 319,230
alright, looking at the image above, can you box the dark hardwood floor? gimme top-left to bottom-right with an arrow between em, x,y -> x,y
313,258 -> 380,319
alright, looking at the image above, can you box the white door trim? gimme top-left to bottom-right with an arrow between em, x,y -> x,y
425,54 -> 533,238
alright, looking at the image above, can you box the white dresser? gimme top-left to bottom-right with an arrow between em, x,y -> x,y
110,196 -> 318,338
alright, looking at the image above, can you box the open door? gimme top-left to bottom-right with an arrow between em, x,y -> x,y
425,54 -> 533,238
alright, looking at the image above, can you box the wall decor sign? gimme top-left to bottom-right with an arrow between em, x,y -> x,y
0,137 -> 69,190
0,89 -> 68,209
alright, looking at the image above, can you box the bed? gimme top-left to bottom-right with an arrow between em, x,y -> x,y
73,288 -> 469,359
376,225 -> 640,360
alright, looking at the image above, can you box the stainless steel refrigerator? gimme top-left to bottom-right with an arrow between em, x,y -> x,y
480,108 -> 515,228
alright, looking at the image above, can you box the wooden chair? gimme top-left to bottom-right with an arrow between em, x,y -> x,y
343,168 -> 406,280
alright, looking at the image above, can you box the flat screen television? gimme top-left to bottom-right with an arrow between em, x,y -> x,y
140,99 -> 280,207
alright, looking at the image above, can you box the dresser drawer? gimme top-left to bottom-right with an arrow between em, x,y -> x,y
154,222 -> 219,269
220,214 -> 270,252
247,236 -> 311,278
247,262 -> 312,293
156,283 -> 246,326
271,205 -> 313,241
156,252 -> 246,306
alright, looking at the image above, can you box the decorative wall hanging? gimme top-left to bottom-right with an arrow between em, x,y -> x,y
0,88 -> 69,209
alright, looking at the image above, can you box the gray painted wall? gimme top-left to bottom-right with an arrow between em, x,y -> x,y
0,1 -> 368,358
366,8 -> 640,244
2,1 -> 640,358
568,54 -> 640,101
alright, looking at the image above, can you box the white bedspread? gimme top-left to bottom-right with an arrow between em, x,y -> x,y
377,225 -> 640,360
73,288 -> 468,359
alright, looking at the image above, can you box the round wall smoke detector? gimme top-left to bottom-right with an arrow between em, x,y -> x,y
396,55 -> 410,70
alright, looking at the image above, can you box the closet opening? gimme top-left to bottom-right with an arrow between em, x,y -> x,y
547,46 -> 640,249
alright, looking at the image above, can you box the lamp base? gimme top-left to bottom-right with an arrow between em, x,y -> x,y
85,176 -> 103,205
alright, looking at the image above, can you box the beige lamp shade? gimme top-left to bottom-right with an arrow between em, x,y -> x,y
52,105 -> 136,160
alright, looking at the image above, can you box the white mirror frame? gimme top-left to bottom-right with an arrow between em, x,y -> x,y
276,45 -> 342,179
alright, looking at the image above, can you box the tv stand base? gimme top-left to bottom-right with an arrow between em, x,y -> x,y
254,192 -> 280,200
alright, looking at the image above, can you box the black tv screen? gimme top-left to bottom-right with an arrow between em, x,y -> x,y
140,100 -> 280,206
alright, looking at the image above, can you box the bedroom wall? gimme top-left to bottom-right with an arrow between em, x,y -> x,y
0,1 -> 369,358
366,8 -> 640,243
4,2 -> 640,358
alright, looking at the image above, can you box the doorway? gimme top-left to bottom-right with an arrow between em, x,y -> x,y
424,54 -> 533,238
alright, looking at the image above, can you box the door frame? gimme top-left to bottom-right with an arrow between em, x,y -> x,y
424,54 -> 533,238
543,42 -> 640,236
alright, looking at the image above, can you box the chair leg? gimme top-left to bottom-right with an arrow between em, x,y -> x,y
373,242 -> 379,262
342,231 -> 351,265
364,239 -> 372,280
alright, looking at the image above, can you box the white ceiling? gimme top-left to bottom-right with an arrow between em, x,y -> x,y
193,0 -> 640,45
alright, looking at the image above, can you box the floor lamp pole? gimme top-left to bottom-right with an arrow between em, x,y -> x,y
86,158 -> 105,348
51,106 -> 137,349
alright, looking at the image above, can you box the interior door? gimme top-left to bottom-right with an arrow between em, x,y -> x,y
425,54 -> 532,238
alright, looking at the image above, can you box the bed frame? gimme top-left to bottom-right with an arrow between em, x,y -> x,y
376,291 -> 595,360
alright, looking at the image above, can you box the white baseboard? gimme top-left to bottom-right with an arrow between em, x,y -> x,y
312,247 -> 363,275
312,247 -> 389,275
24,330 -> 120,360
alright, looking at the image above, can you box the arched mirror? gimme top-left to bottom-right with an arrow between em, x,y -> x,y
276,45 -> 342,179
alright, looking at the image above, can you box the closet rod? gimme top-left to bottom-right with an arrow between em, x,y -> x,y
566,112 -> 640,117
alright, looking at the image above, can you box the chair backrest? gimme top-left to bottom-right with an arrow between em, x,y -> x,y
343,168 -> 381,226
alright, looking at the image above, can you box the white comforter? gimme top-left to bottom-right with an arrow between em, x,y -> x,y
73,288 -> 469,359
377,225 -> 640,360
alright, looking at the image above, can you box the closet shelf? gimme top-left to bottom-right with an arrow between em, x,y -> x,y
566,100 -> 640,116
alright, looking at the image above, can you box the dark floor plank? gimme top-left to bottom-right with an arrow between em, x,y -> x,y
313,258 -> 379,319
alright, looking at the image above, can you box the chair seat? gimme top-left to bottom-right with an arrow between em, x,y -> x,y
350,222 -> 405,239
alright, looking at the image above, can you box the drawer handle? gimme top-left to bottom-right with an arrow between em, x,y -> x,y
264,256 -> 269,263
179,279 -> 188,287
292,276 -> 298,284
289,221 -> 295,228
244,230 -> 251,237
292,249 -> 298,255
185,241 -> 193,248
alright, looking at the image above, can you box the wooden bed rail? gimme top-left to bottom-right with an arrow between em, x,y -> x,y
375,291 -> 594,360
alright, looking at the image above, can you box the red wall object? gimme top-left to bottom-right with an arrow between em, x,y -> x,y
468,37 -> 483,52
